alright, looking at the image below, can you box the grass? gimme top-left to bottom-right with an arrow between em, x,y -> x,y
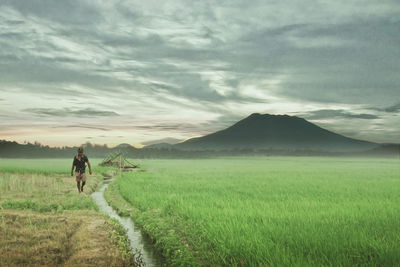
0,172 -> 101,212
0,158 -> 103,174
112,156 -> 400,266
0,210 -> 135,266
0,158 -> 137,266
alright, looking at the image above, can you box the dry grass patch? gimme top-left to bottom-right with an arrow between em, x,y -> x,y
0,210 -> 134,267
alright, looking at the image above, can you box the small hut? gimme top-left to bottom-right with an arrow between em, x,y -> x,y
99,152 -> 138,171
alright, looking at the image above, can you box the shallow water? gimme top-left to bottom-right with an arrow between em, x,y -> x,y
91,178 -> 164,266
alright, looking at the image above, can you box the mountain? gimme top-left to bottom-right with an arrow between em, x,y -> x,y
114,143 -> 137,149
143,142 -> 174,149
141,137 -> 182,146
174,113 -> 379,152
0,113 -> 389,157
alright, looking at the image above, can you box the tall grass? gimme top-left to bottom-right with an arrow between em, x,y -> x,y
0,158 -> 103,174
0,159 -> 108,212
0,159 -> 137,266
116,157 -> 400,266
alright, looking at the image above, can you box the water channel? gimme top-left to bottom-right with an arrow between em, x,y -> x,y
91,178 -> 164,266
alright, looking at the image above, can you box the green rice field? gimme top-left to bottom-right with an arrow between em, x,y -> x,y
1,156 -> 399,266
111,157 -> 400,266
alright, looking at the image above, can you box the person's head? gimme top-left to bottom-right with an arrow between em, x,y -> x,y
77,147 -> 84,156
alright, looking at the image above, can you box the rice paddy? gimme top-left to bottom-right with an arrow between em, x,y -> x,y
111,156 -> 400,266
1,156 -> 399,266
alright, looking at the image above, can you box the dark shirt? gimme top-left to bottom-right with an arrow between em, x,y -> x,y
73,155 -> 89,173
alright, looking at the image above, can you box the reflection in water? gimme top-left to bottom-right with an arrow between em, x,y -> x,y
91,179 -> 164,267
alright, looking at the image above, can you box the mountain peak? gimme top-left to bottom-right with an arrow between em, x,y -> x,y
248,112 -> 262,117
175,113 -> 378,152
245,113 -> 298,120
115,143 -> 135,149
234,113 -> 303,129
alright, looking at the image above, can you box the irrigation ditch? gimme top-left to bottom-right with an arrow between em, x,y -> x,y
91,175 -> 165,267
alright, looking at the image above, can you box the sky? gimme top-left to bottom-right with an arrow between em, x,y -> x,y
0,0 -> 399,147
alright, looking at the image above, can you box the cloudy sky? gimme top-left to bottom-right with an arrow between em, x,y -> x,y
1,0 -> 399,147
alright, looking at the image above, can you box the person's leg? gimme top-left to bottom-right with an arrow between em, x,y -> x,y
80,173 -> 87,192
76,172 -> 82,193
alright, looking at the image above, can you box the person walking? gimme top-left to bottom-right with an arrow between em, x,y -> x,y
71,147 -> 92,193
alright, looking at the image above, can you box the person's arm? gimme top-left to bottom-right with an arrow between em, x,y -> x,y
85,156 -> 92,175
71,163 -> 75,176
88,161 -> 92,175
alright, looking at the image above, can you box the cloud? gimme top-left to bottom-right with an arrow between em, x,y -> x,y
132,123 -> 205,134
24,108 -> 119,117
303,109 -> 379,120
1,0 -> 400,144
2,1 -> 399,105
369,102 -> 400,113
384,103 -> 400,113
52,125 -> 111,131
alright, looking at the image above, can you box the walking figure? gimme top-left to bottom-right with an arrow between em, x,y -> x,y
71,147 -> 92,193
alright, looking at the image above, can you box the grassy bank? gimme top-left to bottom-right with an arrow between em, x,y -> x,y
0,159 -> 136,266
112,156 -> 400,266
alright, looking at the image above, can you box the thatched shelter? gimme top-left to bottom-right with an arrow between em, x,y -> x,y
99,152 -> 138,171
